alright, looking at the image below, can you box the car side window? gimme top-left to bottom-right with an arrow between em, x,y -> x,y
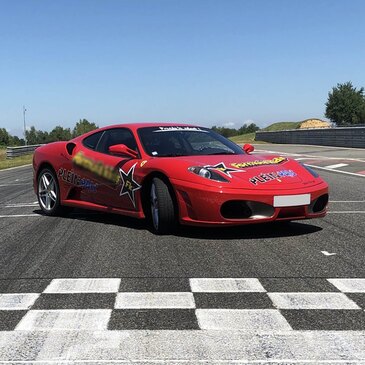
96,128 -> 138,155
82,131 -> 104,150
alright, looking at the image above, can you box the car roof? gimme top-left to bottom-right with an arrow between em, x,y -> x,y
101,122 -> 200,131
73,122 -> 205,141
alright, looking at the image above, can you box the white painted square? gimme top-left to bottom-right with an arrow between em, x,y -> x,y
328,279 -> 365,293
0,293 -> 39,310
15,309 -> 111,330
196,309 -> 291,330
189,278 -> 266,292
268,292 -> 360,309
115,292 -> 195,309
44,278 -> 121,293
273,194 -> 310,207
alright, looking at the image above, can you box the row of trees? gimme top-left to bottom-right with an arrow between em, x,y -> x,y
0,128 -> 24,146
2,83 -> 364,147
325,82 -> 365,126
0,119 -> 98,147
211,122 -> 260,137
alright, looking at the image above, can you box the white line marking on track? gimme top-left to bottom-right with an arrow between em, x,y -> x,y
1,361 -> 365,364
330,201 -> 365,203
327,211 -> 365,213
0,183 -> 32,187
328,278 -> 365,293
268,292 -> 360,309
0,214 -> 40,218
190,278 -> 266,292
324,163 -> 349,169
255,147 -> 365,162
4,203 -> 38,208
196,309 -> 292,330
0,293 -> 40,310
115,292 -> 196,309
321,251 -> 337,256
305,164 -> 365,177
0,164 -> 32,172
1,330 -> 365,362
0,360 -> 363,364
44,278 -> 121,293
15,309 -> 112,330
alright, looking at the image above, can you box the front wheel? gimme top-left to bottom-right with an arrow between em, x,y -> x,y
150,178 -> 176,234
37,168 -> 64,216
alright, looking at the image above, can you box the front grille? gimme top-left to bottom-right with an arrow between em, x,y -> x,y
220,200 -> 274,220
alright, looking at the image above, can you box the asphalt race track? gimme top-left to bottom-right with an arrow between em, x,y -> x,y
0,143 -> 365,364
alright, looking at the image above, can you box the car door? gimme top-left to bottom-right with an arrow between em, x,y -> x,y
59,130 -> 104,204
90,128 -> 142,210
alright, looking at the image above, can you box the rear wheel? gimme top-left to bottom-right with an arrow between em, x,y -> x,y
150,178 -> 176,234
37,168 -> 64,216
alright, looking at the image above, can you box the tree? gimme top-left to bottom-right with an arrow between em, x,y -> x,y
0,128 -> 10,146
238,123 -> 260,135
325,82 -> 365,126
9,135 -> 24,146
25,126 -> 39,145
73,119 -> 98,137
49,126 -> 72,142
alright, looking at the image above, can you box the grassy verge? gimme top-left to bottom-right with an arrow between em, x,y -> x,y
230,132 -> 266,145
262,121 -> 301,131
0,148 -> 33,170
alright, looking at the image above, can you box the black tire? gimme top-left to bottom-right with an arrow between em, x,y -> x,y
149,177 -> 176,234
37,168 -> 65,216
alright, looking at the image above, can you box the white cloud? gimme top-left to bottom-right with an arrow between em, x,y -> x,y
222,122 -> 235,127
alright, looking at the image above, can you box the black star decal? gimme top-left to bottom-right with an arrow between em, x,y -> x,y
119,163 -> 141,207
204,162 -> 241,178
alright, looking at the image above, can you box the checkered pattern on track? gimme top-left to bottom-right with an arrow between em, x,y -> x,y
1,277 -> 365,331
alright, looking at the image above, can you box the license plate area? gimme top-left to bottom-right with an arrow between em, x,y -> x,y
273,194 -> 311,207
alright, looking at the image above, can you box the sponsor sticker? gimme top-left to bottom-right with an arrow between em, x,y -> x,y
72,152 -> 120,184
58,168 -> 97,192
249,169 -> 297,185
231,157 -> 288,169
203,162 -> 241,178
154,126 -> 207,132
119,163 -> 141,207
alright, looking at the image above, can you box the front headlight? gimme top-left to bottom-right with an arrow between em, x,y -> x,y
188,166 -> 229,182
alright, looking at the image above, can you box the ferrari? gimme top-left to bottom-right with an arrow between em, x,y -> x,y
33,123 -> 329,234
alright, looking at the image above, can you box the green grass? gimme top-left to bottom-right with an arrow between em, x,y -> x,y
229,132 -> 266,145
0,148 -> 33,170
262,121 -> 301,131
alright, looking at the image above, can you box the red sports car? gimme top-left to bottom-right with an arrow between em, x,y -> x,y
33,123 -> 328,234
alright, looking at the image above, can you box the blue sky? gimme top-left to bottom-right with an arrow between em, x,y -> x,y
0,0 -> 364,136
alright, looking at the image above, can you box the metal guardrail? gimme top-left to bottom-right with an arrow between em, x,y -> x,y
255,127 -> 365,148
6,144 -> 43,159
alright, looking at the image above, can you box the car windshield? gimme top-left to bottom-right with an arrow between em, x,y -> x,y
137,126 -> 245,157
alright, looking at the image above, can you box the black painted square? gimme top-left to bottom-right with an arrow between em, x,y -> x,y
109,309 -> 200,330
0,279 -> 51,293
194,292 -> 274,309
32,293 -> 116,309
260,278 -> 339,292
0,310 -> 27,330
281,309 -> 365,330
118,278 -> 191,292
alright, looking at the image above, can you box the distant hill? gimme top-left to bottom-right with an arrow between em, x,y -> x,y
263,119 -> 330,131
262,121 -> 301,131
230,119 -> 330,144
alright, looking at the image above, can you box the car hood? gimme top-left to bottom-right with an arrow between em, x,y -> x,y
150,154 -> 319,190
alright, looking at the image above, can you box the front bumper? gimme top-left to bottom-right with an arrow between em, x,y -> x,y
171,178 -> 329,226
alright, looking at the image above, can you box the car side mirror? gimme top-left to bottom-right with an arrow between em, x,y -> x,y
243,143 -> 254,154
108,144 -> 138,158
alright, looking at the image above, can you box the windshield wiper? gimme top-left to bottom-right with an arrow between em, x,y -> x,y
157,153 -> 188,157
206,151 -> 236,155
